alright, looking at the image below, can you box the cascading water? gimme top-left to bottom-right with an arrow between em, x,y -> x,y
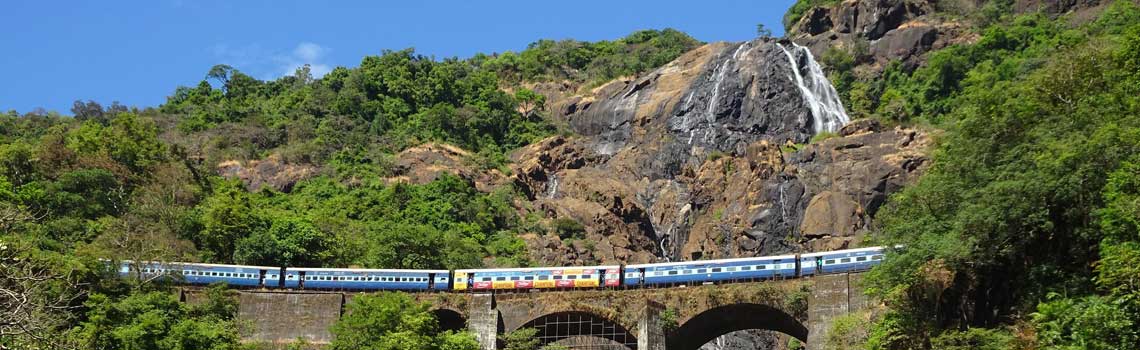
778,42 -> 851,134
546,174 -> 559,199
698,42 -> 752,145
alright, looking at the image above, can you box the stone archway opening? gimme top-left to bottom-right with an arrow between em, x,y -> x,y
517,311 -> 637,350
668,303 -> 807,350
432,308 -> 467,333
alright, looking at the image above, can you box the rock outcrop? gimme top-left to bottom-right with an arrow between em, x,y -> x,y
514,37 -> 930,266
786,0 -> 1116,73
388,143 -> 506,192
787,0 -> 965,71
217,155 -> 319,192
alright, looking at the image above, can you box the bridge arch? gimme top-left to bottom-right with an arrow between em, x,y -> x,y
668,303 -> 807,350
431,308 -> 467,333
517,311 -> 637,349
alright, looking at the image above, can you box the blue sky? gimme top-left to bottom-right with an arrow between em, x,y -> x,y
1,0 -> 795,114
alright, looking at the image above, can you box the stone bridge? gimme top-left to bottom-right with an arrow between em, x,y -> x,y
183,273 -> 871,350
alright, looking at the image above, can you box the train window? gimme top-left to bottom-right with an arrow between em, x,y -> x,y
495,277 -> 506,281
510,276 -> 519,281
668,271 -> 678,275
712,268 -> 722,273
741,266 -> 751,271
553,275 -> 563,280
567,275 -> 577,280
825,259 -> 835,265
683,270 -> 692,274
726,267 -> 736,272
524,276 -> 534,281
856,257 -> 867,262
872,255 -> 883,260
538,276 -> 549,280
840,258 -> 851,263
697,269 -> 706,273
757,265 -> 766,270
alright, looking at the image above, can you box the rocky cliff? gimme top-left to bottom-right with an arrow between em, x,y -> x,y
513,37 -> 930,266
786,0 -> 1116,73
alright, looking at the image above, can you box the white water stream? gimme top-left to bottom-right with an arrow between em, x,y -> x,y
778,42 -> 851,134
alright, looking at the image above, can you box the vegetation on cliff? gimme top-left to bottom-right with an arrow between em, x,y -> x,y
813,1 -> 1140,348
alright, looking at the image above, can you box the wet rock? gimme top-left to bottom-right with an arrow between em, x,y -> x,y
511,37 -> 931,266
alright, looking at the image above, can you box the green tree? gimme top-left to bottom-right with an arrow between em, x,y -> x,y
73,289 -> 242,350
329,292 -> 479,350
514,88 -> 546,117
234,217 -> 336,267
500,328 -> 540,350
192,181 -> 268,263
756,23 -> 773,37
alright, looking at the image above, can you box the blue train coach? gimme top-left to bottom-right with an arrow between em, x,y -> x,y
283,267 -> 448,290
118,261 -> 275,287
799,247 -> 884,276
625,254 -> 798,287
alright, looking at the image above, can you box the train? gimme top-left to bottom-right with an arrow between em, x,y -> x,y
114,246 -> 886,291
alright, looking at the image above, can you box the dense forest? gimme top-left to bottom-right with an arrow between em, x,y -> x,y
4,0 -> 1140,349
0,29 -> 699,349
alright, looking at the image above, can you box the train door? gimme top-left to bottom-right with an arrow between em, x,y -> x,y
428,272 -> 437,290
596,271 -> 604,289
816,256 -> 824,275
298,270 -> 306,289
638,268 -> 646,287
258,269 -> 267,288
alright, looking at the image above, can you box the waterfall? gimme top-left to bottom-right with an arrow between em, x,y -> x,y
546,174 -> 559,199
698,42 -> 752,145
778,42 -> 850,134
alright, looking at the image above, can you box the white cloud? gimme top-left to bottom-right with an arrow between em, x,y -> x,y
209,42 -> 333,80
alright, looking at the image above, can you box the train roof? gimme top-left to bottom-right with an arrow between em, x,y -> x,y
800,246 -> 885,258
117,260 -> 280,270
455,265 -> 620,273
626,254 -> 798,269
286,267 -> 449,273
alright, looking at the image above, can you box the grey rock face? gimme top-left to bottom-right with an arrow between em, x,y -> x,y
515,37 -> 930,267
